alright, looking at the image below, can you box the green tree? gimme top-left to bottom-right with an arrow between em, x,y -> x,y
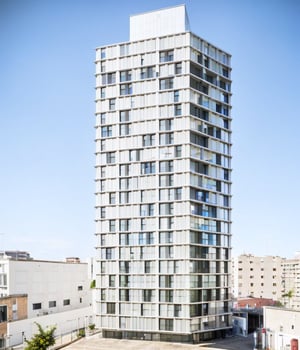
282,289 -> 294,308
24,322 -> 56,350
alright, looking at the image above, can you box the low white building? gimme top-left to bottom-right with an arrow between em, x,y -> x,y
263,307 -> 300,350
0,254 -> 93,347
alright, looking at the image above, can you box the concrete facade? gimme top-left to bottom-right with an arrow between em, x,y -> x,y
95,5 -> 232,343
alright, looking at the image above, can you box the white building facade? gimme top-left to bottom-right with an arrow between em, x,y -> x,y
0,257 -> 91,318
0,255 -> 93,348
94,5 -> 232,343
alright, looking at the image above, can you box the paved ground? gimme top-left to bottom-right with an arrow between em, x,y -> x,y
62,333 -> 254,350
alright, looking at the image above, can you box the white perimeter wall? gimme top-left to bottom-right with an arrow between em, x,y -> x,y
7,306 -> 93,347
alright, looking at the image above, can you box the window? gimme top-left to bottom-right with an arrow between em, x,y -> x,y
105,248 -> 114,259
143,289 -> 153,302
145,261 -> 151,273
109,220 -> 116,232
119,164 -> 130,176
159,50 -> 174,62
109,192 -> 116,204
159,119 -> 173,131
120,83 -> 132,95
109,275 -> 115,287
102,72 -> 116,85
159,318 -> 173,331
174,90 -> 180,102
100,207 -> 106,218
159,246 -> 173,258
175,188 -> 182,200
120,70 -> 132,82
100,87 -> 106,99
120,123 -> 130,136
140,66 -> 155,79
175,145 -> 182,157
141,162 -> 155,175
159,290 -> 173,302
49,301 -> 56,308
129,149 -> 141,161
100,48 -> 106,59
109,98 -> 116,110
174,304 -> 181,317
159,133 -> 173,145
159,78 -> 173,90
159,231 -> 173,244
119,191 -> 130,204
159,203 -> 174,215
159,160 -> 173,172
142,134 -> 155,147
140,204 -> 155,216
63,299 -> 70,306
159,275 -> 174,288
106,152 -> 116,164
0,306 -> 7,322
119,219 -> 131,231
175,62 -> 182,74
32,303 -> 42,310
139,232 -> 154,245
119,261 -> 130,273
119,289 -> 129,301
101,125 -> 112,137
120,110 -> 130,122
174,104 -> 182,116
107,303 -> 115,314
159,174 -> 174,187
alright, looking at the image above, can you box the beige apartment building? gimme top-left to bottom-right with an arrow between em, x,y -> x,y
233,254 -> 300,310
232,254 -> 282,301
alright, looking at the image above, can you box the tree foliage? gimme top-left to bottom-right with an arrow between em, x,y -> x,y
24,322 -> 56,350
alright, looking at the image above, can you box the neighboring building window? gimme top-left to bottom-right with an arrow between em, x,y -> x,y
49,301 -> 56,308
63,299 -> 70,306
32,303 -> 42,310
0,305 -> 7,322
159,50 -> 174,62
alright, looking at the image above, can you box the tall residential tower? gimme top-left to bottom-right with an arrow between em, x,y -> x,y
94,5 -> 232,343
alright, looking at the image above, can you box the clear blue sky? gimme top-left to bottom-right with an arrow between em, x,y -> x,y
0,0 -> 299,260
